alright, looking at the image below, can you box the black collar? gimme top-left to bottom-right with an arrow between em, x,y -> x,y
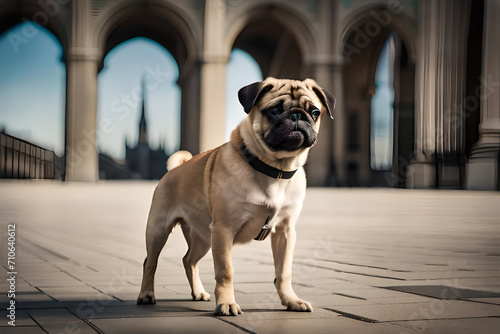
240,144 -> 297,180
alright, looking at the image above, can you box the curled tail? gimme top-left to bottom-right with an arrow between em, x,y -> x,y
167,150 -> 193,171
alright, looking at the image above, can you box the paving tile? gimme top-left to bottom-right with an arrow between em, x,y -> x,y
16,300 -> 122,310
327,300 -> 500,322
0,310 -> 38,327
9,286 -> 41,294
68,301 -> 212,319
28,309 -> 98,333
115,292 -> 141,303
237,301 -> 285,312
37,286 -> 101,295
226,312 -> 420,334
464,297 -> 500,305
234,282 -> 276,294
161,284 -> 192,295
416,268 -> 497,279
385,285 -> 500,299
90,316 -> 239,334
333,287 -> 433,303
400,317 -> 500,334
0,327 -> 45,334
36,286 -> 118,302
0,292 -> 53,304
50,293 -> 118,302
220,308 -> 343,333
311,259 -> 408,280
307,294 -> 373,307
233,273 -> 277,284
452,277 -> 500,288
239,307 -> 337,320
24,279 -> 89,287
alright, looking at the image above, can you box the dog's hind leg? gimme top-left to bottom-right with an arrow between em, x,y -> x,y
137,217 -> 175,305
181,222 -> 211,301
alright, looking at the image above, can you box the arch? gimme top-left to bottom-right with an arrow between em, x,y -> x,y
0,5 -> 69,57
340,4 -> 416,64
94,0 -> 201,72
0,21 -> 66,179
225,2 -> 318,77
97,37 -> 181,161
93,1 -> 204,155
340,5 -> 416,187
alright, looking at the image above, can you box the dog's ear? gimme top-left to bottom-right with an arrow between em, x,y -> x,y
238,82 -> 273,114
304,79 -> 336,120
316,88 -> 336,120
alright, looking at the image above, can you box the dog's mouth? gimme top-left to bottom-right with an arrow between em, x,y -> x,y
282,130 -> 305,149
264,110 -> 317,151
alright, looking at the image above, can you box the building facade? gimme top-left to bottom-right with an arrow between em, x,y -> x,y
99,78 -> 169,180
0,0 -> 498,189
124,80 -> 169,180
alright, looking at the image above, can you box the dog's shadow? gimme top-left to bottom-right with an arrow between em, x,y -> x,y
151,299 -> 287,316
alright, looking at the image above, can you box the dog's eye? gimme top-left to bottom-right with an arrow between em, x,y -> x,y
311,109 -> 321,120
268,106 -> 282,118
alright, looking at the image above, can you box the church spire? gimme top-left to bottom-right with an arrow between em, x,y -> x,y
138,75 -> 148,144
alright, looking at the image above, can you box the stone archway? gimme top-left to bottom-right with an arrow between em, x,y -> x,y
0,6 -> 68,180
226,2 -> 317,80
58,0 -> 202,181
95,1 -> 201,155
341,7 -> 416,187
0,2 -> 68,54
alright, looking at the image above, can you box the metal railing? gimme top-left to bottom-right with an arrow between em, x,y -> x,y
0,132 -> 64,180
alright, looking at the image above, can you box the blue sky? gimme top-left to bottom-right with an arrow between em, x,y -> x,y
0,22 -> 262,159
370,35 -> 394,170
0,22 -> 65,155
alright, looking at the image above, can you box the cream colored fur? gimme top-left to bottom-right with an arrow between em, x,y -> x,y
137,78 -> 331,315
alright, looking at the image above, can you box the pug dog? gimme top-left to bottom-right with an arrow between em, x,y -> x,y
137,77 -> 335,316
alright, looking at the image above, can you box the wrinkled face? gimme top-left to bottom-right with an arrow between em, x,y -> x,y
258,85 -> 322,151
239,78 -> 335,153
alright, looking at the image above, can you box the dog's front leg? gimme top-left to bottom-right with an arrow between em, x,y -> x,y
211,226 -> 242,316
271,222 -> 313,312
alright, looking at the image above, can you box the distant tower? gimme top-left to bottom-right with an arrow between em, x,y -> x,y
138,76 -> 148,144
124,75 -> 169,180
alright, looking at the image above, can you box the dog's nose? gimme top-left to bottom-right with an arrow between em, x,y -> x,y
290,113 -> 304,122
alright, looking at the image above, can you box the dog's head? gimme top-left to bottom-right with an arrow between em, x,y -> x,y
238,77 -> 335,153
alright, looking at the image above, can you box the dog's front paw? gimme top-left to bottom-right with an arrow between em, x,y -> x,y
192,291 -> 211,302
284,298 -> 313,312
214,303 -> 243,316
137,291 -> 156,305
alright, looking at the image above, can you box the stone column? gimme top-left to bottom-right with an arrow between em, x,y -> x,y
200,60 -> 227,152
331,59 -> 346,186
306,0 -> 334,186
306,0 -> 345,186
64,0 -> 99,182
306,57 -> 335,186
199,0 -> 228,152
64,50 -> 99,182
408,0 -> 471,188
179,61 -> 202,154
466,0 -> 500,190
307,57 -> 345,187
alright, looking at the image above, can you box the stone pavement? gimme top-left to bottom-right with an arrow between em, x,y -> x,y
0,181 -> 499,333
